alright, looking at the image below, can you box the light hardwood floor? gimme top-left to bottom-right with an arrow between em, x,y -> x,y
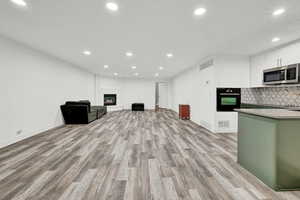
0,110 -> 300,200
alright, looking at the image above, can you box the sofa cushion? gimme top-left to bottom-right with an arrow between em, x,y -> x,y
88,110 -> 97,122
92,106 -> 106,111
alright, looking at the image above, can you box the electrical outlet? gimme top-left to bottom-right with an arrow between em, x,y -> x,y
16,130 -> 22,135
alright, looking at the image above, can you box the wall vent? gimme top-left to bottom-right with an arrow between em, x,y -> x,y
218,120 -> 230,128
199,59 -> 214,71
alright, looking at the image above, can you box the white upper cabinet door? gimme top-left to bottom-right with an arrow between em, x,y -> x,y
280,43 -> 300,66
264,49 -> 282,68
250,54 -> 265,87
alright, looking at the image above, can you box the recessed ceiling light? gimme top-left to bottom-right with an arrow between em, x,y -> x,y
104,65 -> 109,69
106,2 -> 119,11
159,66 -> 164,70
131,66 -> 137,69
273,8 -> 285,16
272,37 -> 280,42
83,50 -> 91,56
114,72 -> 118,76
194,7 -> 207,16
126,52 -> 133,57
155,73 -> 159,77
166,53 -> 173,58
134,72 -> 139,76
10,0 -> 27,7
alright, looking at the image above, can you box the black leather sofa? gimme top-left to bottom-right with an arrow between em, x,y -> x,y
60,100 -> 107,124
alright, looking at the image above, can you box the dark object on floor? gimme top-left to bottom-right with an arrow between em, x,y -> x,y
179,104 -> 190,120
132,103 -> 145,111
60,100 -> 107,124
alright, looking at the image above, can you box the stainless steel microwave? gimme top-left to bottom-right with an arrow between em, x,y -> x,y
263,64 -> 300,85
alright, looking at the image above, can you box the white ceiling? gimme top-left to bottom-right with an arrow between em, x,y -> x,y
1,0 -> 300,79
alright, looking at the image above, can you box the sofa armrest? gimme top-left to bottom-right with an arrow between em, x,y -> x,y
92,106 -> 107,112
91,106 -> 107,119
61,105 -> 89,124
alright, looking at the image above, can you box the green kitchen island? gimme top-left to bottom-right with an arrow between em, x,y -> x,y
235,109 -> 300,191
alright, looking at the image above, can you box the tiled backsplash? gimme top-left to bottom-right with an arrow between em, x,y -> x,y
242,87 -> 300,107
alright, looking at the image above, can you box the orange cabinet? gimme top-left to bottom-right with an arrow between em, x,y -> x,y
179,104 -> 190,120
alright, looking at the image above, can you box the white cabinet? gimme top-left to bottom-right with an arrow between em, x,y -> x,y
264,49 -> 283,68
269,43 -> 300,67
250,41 -> 300,88
250,54 -> 266,87
281,44 -> 300,66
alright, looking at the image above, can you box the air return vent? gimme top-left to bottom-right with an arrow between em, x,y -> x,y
199,59 -> 214,71
218,120 -> 230,128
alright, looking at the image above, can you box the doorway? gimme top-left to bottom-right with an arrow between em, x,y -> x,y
155,82 -> 169,110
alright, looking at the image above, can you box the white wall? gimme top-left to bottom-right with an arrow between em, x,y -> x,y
250,40 -> 300,87
170,59 -> 216,132
215,55 -> 250,88
214,55 -> 250,133
170,55 -> 250,133
0,36 -> 95,148
96,76 -> 156,110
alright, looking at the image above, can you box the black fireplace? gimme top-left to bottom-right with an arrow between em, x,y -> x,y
104,94 -> 117,106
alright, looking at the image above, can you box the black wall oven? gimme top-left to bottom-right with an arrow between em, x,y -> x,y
217,88 -> 241,112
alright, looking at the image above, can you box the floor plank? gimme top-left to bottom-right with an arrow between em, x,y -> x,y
0,110 -> 299,200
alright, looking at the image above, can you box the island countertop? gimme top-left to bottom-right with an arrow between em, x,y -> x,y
235,109 -> 300,119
